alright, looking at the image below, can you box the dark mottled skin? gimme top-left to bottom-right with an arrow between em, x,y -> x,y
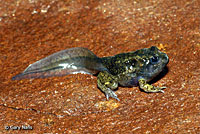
98,46 -> 169,100
12,46 -> 169,101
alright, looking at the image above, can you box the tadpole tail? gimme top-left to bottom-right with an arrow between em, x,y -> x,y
11,68 -> 98,80
12,47 -> 107,80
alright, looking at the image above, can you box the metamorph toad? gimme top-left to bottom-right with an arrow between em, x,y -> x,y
12,46 -> 169,101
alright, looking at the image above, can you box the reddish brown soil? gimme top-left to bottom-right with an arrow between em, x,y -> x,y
0,0 -> 199,133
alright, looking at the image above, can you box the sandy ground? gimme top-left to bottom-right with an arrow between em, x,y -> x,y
0,0 -> 199,133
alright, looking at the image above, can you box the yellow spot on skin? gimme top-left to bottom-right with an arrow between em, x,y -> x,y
105,82 -> 110,85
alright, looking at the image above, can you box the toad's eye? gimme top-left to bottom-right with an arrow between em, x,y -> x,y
150,56 -> 159,64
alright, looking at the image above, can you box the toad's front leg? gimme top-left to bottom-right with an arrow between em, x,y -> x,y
138,78 -> 166,93
97,71 -> 120,101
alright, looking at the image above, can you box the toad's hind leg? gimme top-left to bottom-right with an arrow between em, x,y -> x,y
97,71 -> 120,101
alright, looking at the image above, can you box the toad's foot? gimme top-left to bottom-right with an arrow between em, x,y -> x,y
138,78 -> 166,93
105,89 -> 120,101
